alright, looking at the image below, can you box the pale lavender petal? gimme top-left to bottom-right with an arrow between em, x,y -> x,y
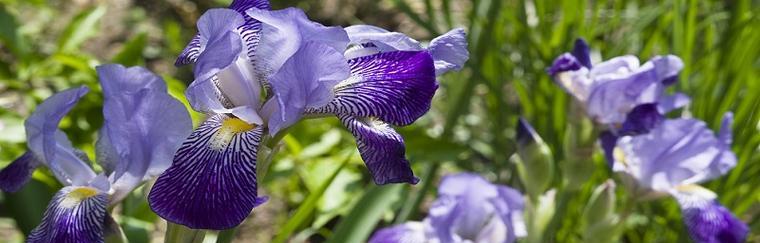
307,51 -> 437,126
344,25 -> 423,53
673,189 -> 748,243
718,112 -> 733,146
614,116 -> 737,191
246,7 -> 349,78
0,151 -> 40,192
27,186 -> 109,243
267,41 -> 351,134
369,222 -> 427,243
428,28 -> 469,76
96,64 -> 192,203
657,92 -> 691,113
339,115 -> 418,185
25,86 -> 96,186
149,115 -> 267,230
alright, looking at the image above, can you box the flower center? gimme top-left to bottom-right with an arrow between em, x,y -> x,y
210,117 -> 256,150
61,187 -> 99,208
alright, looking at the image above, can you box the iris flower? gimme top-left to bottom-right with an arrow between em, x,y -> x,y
369,173 -> 526,243
148,0 -> 469,230
0,64 -> 192,242
607,113 -> 748,243
548,39 -> 689,134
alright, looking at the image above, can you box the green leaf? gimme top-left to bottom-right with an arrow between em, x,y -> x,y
57,6 -> 106,53
272,153 -> 352,243
326,184 -> 404,243
111,33 -> 148,66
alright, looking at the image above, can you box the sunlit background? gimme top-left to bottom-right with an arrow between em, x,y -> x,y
0,0 -> 757,242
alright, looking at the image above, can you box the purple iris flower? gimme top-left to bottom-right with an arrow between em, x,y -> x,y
0,64 -> 192,242
149,0 -> 466,230
608,113 -> 748,243
548,39 -> 689,134
369,173 -> 526,243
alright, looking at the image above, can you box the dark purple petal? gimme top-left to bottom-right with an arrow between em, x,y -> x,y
175,35 -> 202,66
308,51 -> 437,126
675,192 -> 748,243
28,186 -> 109,243
547,53 -> 583,76
149,115 -> 267,230
598,131 -> 618,169
619,103 -> 664,135
0,151 -> 40,192
339,115 -> 419,185
662,74 -> 679,86
369,222 -> 427,243
571,38 -> 592,69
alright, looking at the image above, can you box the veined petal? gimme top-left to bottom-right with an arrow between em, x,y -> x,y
149,115 -> 267,230
339,115 -> 418,185
428,28 -> 469,76
369,222 -> 427,243
267,41 -> 351,134
308,51 -> 437,126
25,86 -> 96,186
176,34 -> 203,66
97,64 -> 193,203
228,0 -> 270,62
246,7 -> 349,77
671,186 -> 748,243
0,151 -> 41,192
613,115 -> 736,191
28,186 -> 109,243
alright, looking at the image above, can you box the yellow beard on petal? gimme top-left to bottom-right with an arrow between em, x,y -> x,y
210,117 -> 256,150
60,187 -> 99,208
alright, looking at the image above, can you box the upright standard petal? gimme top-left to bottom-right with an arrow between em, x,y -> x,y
369,222 -> 427,243
149,115 -> 267,230
176,0 -> 270,66
246,7 -> 349,77
344,25 -> 423,53
27,186 -> 109,243
267,41 -> 351,134
672,186 -> 748,243
613,115 -> 736,191
428,28 -> 469,75
0,151 -> 41,192
25,86 -> 96,186
97,64 -> 192,203
339,115 -> 418,185
307,51 -> 437,126
570,38 -> 592,69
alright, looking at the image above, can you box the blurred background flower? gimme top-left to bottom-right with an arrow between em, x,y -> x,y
0,0 -> 757,242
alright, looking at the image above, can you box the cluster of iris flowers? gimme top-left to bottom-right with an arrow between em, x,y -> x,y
0,0 -> 749,242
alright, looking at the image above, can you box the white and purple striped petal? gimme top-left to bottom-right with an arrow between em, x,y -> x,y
246,7 -> 349,79
369,222 -> 427,243
266,41 -> 351,134
175,0 -> 270,66
27,186 -> 109,243
96,64 -> 192,203
344,25 -> 469,76
0,151 -> 41,192
308,51 -> 437,126
149,115 -> 267,230
339,115 -> 418,185
671,186 -> 748,243
25,86 -> 96,186
612,113 -> 736,192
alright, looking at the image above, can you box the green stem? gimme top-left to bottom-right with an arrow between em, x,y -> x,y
216,228 -> 238,243
165,222 -> 206,243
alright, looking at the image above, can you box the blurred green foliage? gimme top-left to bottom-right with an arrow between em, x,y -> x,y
0,0 -> 758,242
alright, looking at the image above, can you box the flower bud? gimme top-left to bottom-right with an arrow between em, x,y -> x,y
562,111 -> 596,190
514,118 -> 554,199
581,180 -> 621,242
